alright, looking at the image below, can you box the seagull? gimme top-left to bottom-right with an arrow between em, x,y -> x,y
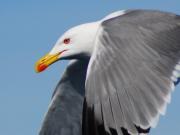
35,10 -> 180,135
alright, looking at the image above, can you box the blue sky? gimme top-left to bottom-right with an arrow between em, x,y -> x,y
0,0 -> 180,135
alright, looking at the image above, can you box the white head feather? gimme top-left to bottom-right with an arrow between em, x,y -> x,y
49,22 -> 100,59
49,10 -> 126,60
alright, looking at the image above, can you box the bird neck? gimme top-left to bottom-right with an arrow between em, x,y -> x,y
79,21 -> 101,58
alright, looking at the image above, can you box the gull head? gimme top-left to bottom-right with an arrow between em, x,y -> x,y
35,22 -> 99,73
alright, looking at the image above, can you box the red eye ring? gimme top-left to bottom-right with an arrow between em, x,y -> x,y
63,38 -> 70,44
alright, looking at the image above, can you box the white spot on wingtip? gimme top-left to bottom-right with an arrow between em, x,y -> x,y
175,64 -> 180,70
171,76 -> 177,82
173,70 -> 180,78
170,82 -> 175,92
160,103 -> 167,116
166,93 -> 171,104
151,114 -> 160,128
171,62 -> 180,85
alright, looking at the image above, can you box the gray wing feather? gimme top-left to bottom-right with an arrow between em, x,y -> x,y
83,10 -> 180,135
39,60 -> 89,135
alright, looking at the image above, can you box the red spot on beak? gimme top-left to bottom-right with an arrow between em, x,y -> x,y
37,64 -> 48,72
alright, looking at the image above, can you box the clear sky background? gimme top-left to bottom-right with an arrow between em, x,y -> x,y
0,0 -> 180,135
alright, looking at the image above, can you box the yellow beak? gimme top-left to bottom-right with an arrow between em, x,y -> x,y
35,53 -> 60,73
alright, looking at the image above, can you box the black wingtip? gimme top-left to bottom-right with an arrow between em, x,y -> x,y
135,125 -> 151,134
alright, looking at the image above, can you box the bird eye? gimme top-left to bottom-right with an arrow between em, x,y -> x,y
63,38 -> 70,44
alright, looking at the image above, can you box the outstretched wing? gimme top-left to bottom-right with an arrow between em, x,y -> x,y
39,60 -> 89,135
83,10 -> 180,135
